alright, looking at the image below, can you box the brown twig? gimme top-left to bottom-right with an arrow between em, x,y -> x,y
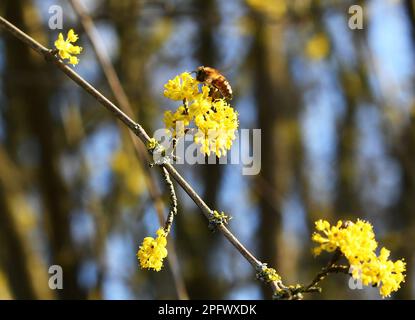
161,166 -> 177,234
0,15 -> 282,296
304,250 -> 344,291
288,250 -> 349,298
306,264 -> 349,291
269,250 -> 349,300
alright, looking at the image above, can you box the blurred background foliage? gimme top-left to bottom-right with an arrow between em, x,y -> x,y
0,0 -> 414,299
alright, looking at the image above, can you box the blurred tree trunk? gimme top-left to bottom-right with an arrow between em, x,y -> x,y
391,126 -> 415,299
334,88 -> 358,216
0,173 -> 38,299
3,0 -> 85,299
107,0 -> 155,124
249,11 -> 302,297
0,149 -> 54,299
334,4 -> 368,218
390,0 -> 415,300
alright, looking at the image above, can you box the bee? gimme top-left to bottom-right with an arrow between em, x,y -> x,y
195,66 -> 233,100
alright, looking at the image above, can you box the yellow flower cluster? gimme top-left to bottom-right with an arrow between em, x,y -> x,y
163,73 -> 238,157
137,228 -> 168,272
263,267 -> 281,282
312,219 -> 406,298
54,29 -> 82,66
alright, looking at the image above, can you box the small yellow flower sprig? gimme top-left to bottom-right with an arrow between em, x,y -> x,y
54,29 -> 82,66
147,137 -> 181,166
256,263 -> 289,299
146,138 -> 158,151
136,168 -> 178,272
208,210 -> 232,231
137,228 -> 168,272
138,139 -> 178,272
312,219 -> 406,298
256,264 -> 281,283
163,72 -> 238,158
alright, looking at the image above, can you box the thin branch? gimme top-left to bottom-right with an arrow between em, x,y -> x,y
305,264 -> 349,292
0,15 -> 278,295
303,250 -> 347,291
68,0 -> 188,300
161,167 -> 177,234
287,250 -> 349,298
269,250 -> 349,299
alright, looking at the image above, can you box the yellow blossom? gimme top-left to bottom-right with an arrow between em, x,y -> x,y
209,210 -> 232,225
54,29 -> 82,66
164,72 -> 199,101
137,228 -> 168,272
147,138 -> 158,150
312,219 -> 406,298
163,72 -> 238,157
263,267 -> 281,282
